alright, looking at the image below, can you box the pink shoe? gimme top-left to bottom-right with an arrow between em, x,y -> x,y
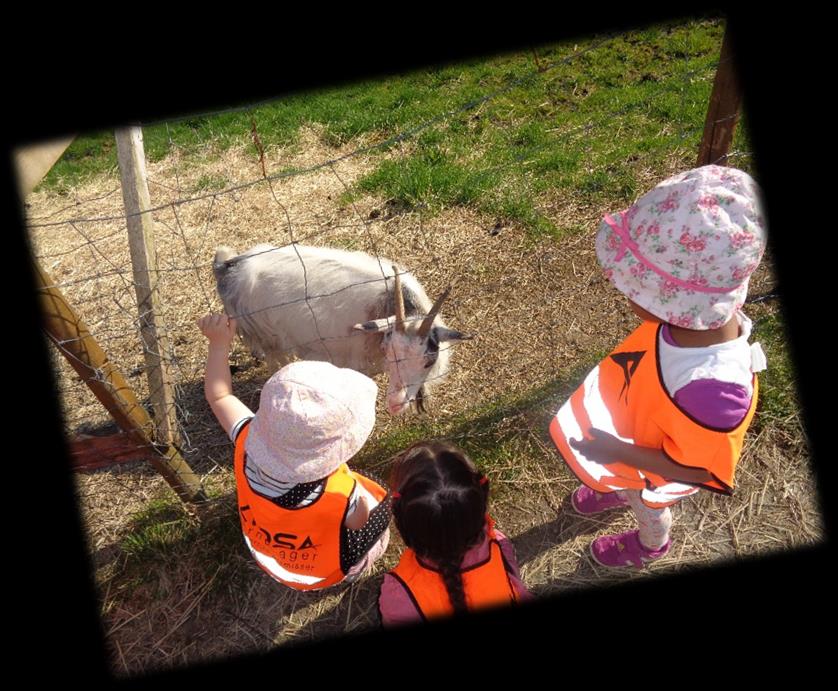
570,485 -> 629,515
590,530 -> 671,569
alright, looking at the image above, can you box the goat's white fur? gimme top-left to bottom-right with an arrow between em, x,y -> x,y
213,243 -> 469,414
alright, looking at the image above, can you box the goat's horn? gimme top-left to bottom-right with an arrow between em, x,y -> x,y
417,285 -> 451,338
392,266 -> 406,333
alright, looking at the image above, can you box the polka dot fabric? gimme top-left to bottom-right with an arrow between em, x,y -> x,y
341,471 -> 393,572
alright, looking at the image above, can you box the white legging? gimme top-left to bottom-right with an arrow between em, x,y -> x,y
617,489 -> 673,550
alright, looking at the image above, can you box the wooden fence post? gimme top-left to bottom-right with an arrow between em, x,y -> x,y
115,127 -> 180,447
697,25 -> 743,167
35,260 -> 206,504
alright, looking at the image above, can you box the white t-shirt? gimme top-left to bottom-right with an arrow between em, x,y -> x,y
658,311 -> 766,397
656,311 -> 767,428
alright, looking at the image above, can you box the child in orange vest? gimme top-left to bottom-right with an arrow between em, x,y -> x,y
198,314 -> 391,589
379,441 -> 531,625
549,165 -> 767,568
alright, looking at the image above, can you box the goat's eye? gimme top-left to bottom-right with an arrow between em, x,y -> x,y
424,334 -> 439,369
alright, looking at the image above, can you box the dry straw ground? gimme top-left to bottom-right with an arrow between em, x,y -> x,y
28,125 -> 821,676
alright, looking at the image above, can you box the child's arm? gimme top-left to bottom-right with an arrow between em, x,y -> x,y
379,575 -> 423,627
197,314 -> 254,435
493,528 -> 534,602
570,428 -> 714,486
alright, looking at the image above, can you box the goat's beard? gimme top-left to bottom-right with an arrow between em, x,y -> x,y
413,385 -> 427,414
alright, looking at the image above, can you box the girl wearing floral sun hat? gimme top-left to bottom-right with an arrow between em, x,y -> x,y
548,165 -> 768,568
198,315 -> 391,589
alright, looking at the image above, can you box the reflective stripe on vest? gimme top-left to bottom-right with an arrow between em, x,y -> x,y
389,523 -> 519,620
550,320 -> 758,508
234,421 -> 385,590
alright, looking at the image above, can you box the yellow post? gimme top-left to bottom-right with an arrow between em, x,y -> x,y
34,261 -> 206,504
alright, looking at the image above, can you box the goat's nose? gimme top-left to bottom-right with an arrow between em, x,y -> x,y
388,400 -> 408,415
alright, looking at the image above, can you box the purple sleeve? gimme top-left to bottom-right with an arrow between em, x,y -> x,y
673,379 -> 752,429
379,574 -> 423,627
494,529 -> 533,602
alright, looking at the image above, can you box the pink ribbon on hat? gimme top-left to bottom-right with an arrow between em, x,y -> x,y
604,213 -> 742,294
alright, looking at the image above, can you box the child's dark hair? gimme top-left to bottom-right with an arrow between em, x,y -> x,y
390,440 -> 489,614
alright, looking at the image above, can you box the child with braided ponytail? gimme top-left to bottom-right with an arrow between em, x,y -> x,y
378,441 -> 531,626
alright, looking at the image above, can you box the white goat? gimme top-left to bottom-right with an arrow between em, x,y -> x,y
213,243 -> 471,414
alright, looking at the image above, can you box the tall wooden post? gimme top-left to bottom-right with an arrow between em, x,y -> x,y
115,127 -> 180,447
697,25 -> 743,167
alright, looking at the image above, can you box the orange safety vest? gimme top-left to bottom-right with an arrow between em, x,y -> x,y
388,519 -> 520,620
550,320 -> 758,508
234,421 -> 387,590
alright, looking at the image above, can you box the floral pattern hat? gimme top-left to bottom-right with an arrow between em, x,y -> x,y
245,361 -> 378,483
595,165 -> 767,330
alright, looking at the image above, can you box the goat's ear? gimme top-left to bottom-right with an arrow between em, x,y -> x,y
433,327 -> 474,342
353,317 -> 394,333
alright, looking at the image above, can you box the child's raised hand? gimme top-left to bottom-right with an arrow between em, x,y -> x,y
569,428 -> 626,464
197,313 -> 238,348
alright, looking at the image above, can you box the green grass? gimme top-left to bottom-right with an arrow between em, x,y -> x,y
343,19 -> 729,237
40,17 -> 735,241
118,482 -> 244,587
750,310 -> 799,433
192,173 -> 229,193
120,497 -> 201,562
46,134 -> 120,194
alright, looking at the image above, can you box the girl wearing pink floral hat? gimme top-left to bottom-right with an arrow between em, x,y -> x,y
549,165 -> 768,568
198,314 -> 391,589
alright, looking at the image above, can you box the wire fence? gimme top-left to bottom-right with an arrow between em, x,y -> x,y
27,22 -> 757,508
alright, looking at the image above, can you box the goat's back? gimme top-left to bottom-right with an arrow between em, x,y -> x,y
213,244 -> 433,372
